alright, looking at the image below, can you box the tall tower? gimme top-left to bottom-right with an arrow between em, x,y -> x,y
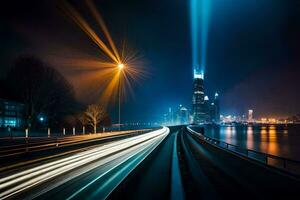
248,109 -> 253,123
192,69 -> 206,124
213,92 -> 220,123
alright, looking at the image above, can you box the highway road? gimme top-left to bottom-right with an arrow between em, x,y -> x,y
0,127 -> 169,199
0,125 -> 299,200
179,126 -> 300,200
110,126 -> 300,200
109,126 -> 184,200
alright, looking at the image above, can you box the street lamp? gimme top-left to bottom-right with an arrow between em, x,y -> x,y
118,63 -> 124,131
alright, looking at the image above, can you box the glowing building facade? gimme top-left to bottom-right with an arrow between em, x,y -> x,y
192,70 -> 206,123
178,105 -> 189,125
0,98 -> 25,128
248,109 -> 254,123
192,70 -> 220,124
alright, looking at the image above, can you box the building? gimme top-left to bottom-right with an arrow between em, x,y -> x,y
0,98 -> 25,128
211,92 -> 220,123
163,105 -> 191,125
192,69 -> 220,124
192,69 -> 206,124
163,107 -> 174,125
248,109 -> 253,123
203,96 -> 211,122
177,105 -> 189,125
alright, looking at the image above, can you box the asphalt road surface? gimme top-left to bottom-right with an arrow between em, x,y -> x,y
0,126 -> 299,200
0,127 -> 169,199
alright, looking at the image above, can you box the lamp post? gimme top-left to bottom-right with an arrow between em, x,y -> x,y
118,63 -> 124,132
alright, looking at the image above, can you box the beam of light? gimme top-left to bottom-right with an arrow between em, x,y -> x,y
201,0 -> 211,71
190,0 -> 211,75
96,43 -> 147,106
99,69 -> 121,107
190,0 -> 199,72
60,0 -> 118,63
85,0 -> 121,63
54,58 -> 118,70
0,127 -> 169,199
57,1 -> 147,108
116,41 -> 148,102
58,0 -> 144,107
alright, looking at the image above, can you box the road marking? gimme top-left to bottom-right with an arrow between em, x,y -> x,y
171,131 -> 185,200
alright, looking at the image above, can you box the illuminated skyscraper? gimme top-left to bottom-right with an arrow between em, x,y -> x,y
248,109 -> 253,123
204,95 -> 211,122
192,69 -> 206,123
192,67 -> 221,124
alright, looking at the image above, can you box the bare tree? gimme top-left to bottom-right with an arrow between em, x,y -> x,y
84,104 -> 105,134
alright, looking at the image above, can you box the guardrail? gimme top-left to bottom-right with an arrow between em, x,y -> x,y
0,129 -> 154,158
187,126 -> 300,176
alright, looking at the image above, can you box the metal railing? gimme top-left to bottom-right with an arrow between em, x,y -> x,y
187,126 -> 300,176
0,129 -> 154,158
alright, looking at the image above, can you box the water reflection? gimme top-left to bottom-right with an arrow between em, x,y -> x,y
205,124 -> 299,160
222,126 -> 237,144
263,125 -> 278,155
224,126 -> 232,144
246,126 -> 253,149
260,126 -> 267,135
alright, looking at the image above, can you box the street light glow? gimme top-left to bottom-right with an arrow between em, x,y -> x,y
61,0 -> 146,109
118,63 -> 124,70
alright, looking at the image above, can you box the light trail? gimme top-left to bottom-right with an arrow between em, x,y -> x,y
66,132 -> 164,200
0,130 -> 158,185
29,137 -> 161,200
0,127 -> 169,199
0,129 -> 150,158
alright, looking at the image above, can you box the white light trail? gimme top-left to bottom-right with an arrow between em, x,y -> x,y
0,127 -> 169,199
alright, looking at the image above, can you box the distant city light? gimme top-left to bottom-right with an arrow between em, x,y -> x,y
39,117 -> 44,122
204,96 -> 209,101
215,92 -> 219,97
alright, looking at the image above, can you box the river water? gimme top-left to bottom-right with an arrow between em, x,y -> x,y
204,124 -> 300,161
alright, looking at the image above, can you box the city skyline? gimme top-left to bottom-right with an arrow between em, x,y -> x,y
0,0 -> 299,121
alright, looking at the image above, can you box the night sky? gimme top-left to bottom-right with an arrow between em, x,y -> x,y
1,0 -> 300,121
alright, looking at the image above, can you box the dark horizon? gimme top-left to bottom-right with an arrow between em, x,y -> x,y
1,0 -> 300,121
